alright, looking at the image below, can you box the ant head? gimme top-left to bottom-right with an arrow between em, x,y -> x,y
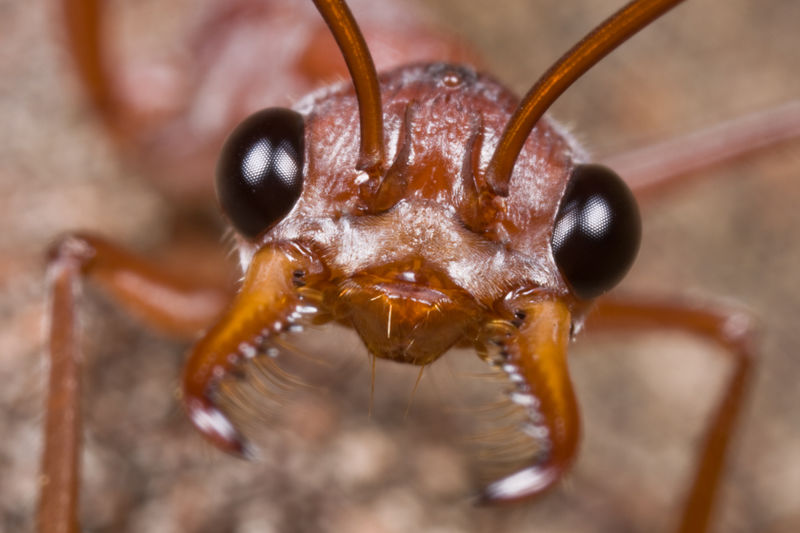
211,0 -> 665,364
216,62 -> 590,363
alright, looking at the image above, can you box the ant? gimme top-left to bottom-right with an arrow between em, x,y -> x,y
3,0 -> 796,528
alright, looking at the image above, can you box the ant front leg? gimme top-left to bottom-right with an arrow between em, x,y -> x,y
586,294 -> 757,533
39,233 -> 230,533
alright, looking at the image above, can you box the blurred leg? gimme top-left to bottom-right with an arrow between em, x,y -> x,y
600,101 -> 800,199
587,294 -> 757,533
38,233 -> 230,533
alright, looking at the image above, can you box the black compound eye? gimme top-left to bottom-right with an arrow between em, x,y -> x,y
216,107 -> 305,238
551,164 -> 641,300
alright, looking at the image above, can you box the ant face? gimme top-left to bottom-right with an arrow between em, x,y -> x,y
216,62 -> 641,364
217,65 -> 578,364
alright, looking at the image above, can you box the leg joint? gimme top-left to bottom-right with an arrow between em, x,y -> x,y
46,232 -> 99,272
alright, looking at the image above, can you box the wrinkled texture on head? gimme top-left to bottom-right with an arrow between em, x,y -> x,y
237,64 -> 586,305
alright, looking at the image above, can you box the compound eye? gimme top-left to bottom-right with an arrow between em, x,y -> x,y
216,108 -> 305,238
551,164 -> 641,300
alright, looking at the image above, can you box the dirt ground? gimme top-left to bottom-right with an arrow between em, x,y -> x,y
1,0 -> 799,532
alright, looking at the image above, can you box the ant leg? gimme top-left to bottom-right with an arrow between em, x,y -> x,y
38,233 -> 230,533
62,0 -> 127,134
40,253 -> 82,533
600,100 -> 800,199
47,233 -> 231,337
586,294 -> 757,533
478,296 -> 579,503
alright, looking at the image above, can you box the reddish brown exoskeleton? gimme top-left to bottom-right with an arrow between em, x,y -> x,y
38,0 -> 800,532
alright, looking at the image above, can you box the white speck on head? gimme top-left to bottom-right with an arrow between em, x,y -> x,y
353,171 -> 370,185
398,271 -> 416,282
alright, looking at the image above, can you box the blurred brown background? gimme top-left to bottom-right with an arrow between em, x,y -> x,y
1,0 -> 799,532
